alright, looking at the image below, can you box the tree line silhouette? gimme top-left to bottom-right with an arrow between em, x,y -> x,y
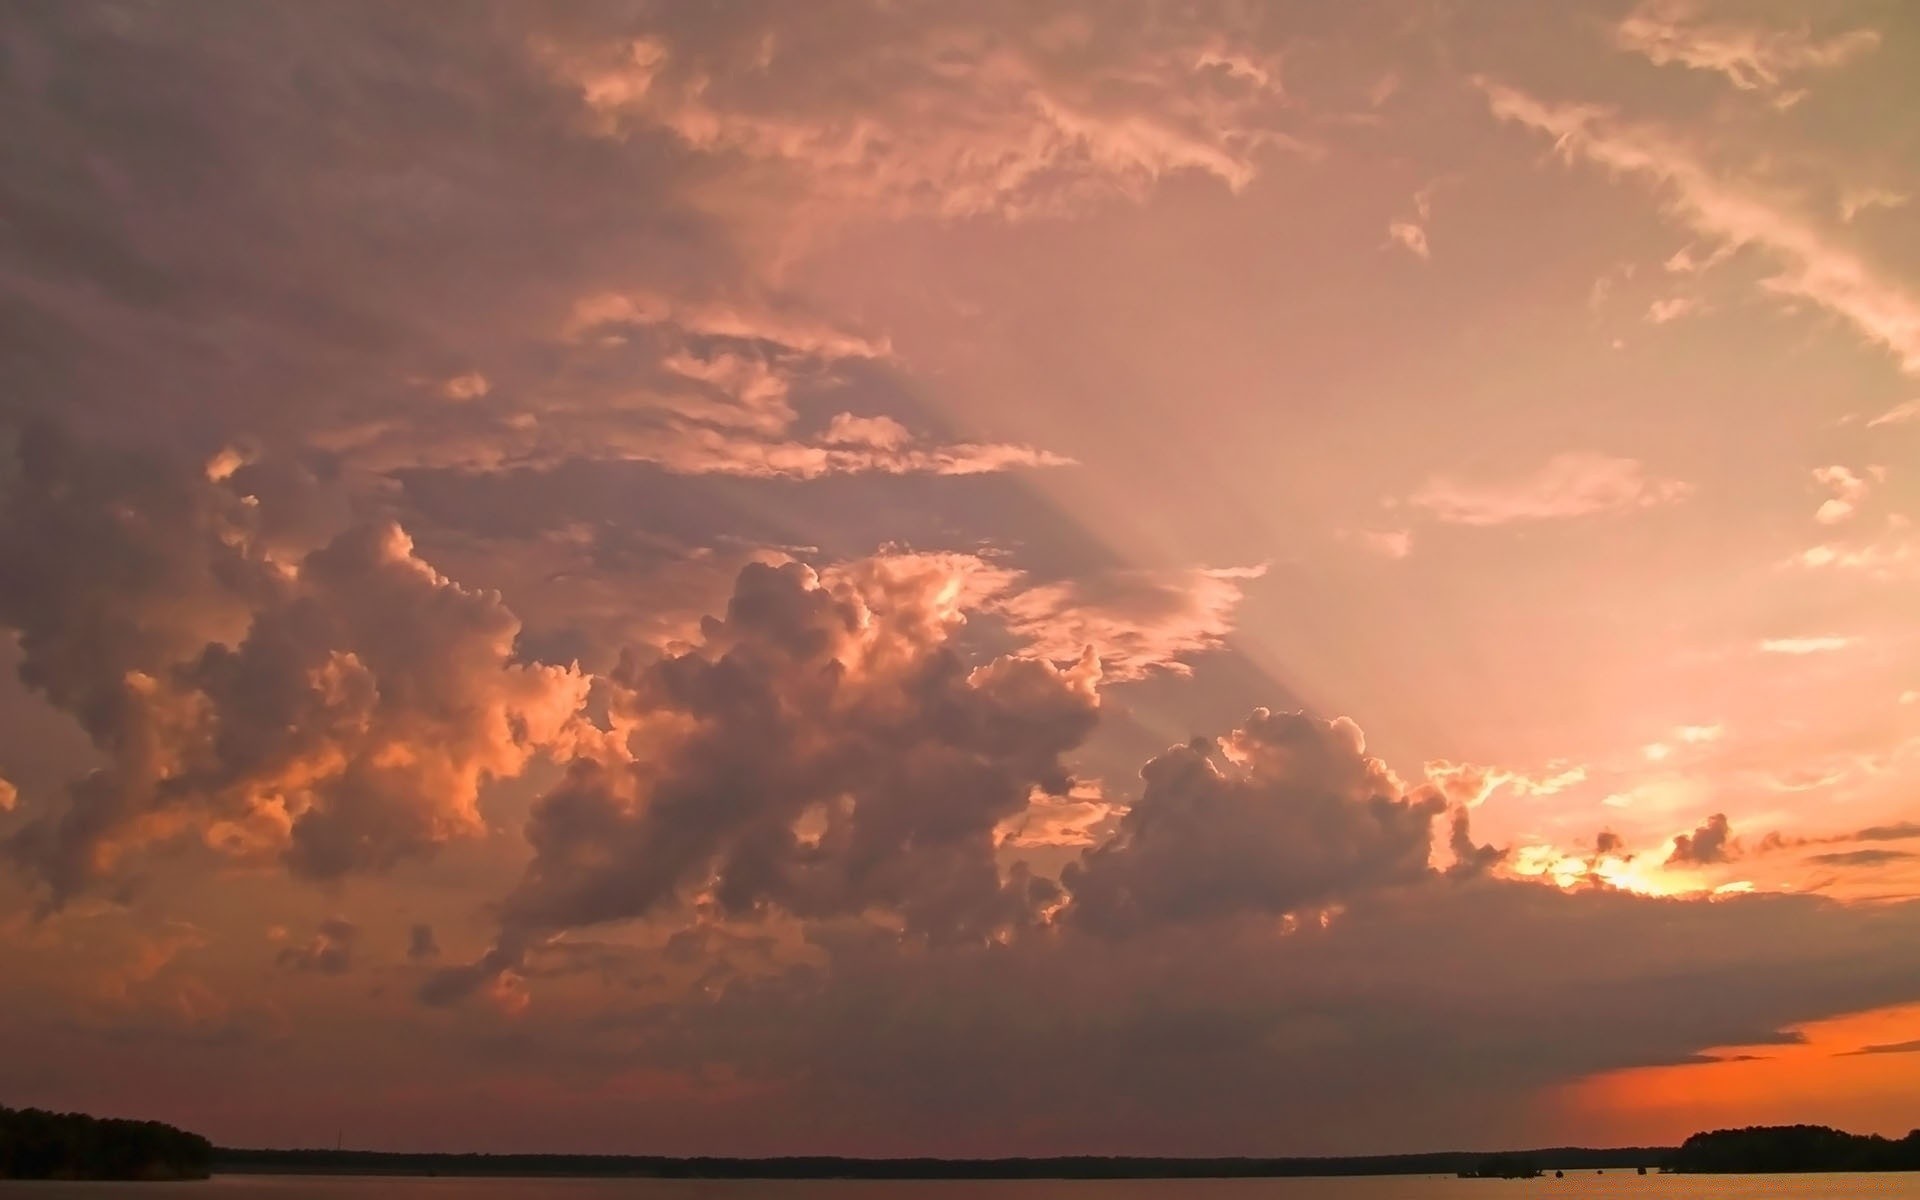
0,1105 -> 211,1180
8,1104 -> 1920,1180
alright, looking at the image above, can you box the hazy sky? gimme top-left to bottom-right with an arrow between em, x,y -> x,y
2,0 -> 1919,1158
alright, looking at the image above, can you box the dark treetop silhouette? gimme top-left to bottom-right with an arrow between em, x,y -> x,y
0,1105 -> 212,1180
13,1105 -> 1920,1180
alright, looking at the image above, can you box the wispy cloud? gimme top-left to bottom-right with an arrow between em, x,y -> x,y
1836,1038 -> 1920,1057
1758,635 -> 1856,655
538,15 -> 1307,225
1614,1 -> 1880,94
1646,295 -> 1704,324
1481,81 -> 1920,376
1408,452 -> 1690,526
1866,399 -> 1920,428
1344,528 -> 1414,559
994,564 -> 1266,681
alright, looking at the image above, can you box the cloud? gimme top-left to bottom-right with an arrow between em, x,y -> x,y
1812,465 -> 1870,525
991,565 -> 1265,681
1758,635 -> 1855,655
1856,822 -> 1920,843
1481,81 -> 1920,376
0,775 -> 16,813
1839,188 -> 1909,223
536,5 -> 1307,225
1407,452 -> 1690,526
325,297 -> 1069,481
1646,295 -> 1704,324
1386,221 -> 1429,260
1838,1039 -> 1920,1057
430,554 -> 1104,1002
458,867 -> 1920,1154
995,782 -> 1123,849
1385,180 -> 1445,261
562,292 -> 891,361
407,924 -> 441,962
438,373 -> 490,402
1866,399 -> 1920,428
1423,760 -> 1588,808
1807,849 -> 1912,868
1063,710 -> 1443,934
276,918 -> 357,975
1344,528 -> 1413,559
0,430 -> 592,902
1613,1 -> 1880,93
1668,812 -> 1737,866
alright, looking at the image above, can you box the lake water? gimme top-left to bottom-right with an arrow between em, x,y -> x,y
3,1177 -> 1918,1200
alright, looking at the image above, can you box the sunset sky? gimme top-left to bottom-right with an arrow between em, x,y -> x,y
2,0 -> 1919,1158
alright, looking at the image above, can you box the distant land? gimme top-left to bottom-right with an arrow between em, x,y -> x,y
215,1145 -> 1668,1179
206,1125 -> 1920,1179
0,1105 -> 212,1180
8,1106 -> 1920,1181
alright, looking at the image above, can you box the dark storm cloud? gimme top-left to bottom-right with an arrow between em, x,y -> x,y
438,878 -> 1920,1155
1668,812 -> 1738,866
1064,710 -> 1443,933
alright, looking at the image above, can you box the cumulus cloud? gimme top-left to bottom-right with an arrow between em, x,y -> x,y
276,918 -> 357,975
1482,81 -> 1920,376
0,430 -> 591,902
1407,452 -> 1690,526
430,554 -> 1103,1002
1614,1 -> 1881,93
1064,710 -> 1443,934
186,521 -> 592,880
1812,465 -> 1870,525
1668,812 -> 1737,866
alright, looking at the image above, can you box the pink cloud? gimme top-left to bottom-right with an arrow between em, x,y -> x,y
1408,451 -> 1690,526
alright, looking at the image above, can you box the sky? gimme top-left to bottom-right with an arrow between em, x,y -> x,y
1,0 -> 1919,1159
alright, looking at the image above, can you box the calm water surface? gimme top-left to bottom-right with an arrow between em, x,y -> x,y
3,1177 -> 1919,1200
